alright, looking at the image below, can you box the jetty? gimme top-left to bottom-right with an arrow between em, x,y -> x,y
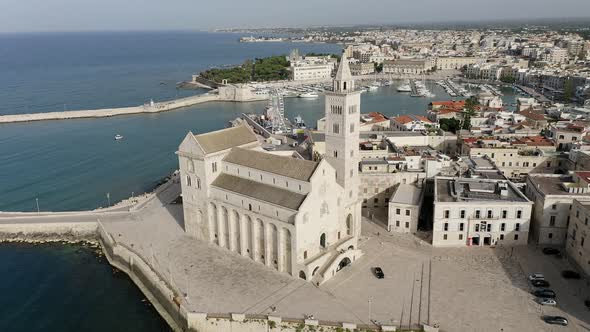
0,93 -> 221,124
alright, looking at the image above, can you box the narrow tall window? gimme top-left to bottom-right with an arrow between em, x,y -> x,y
333,123 -> 340,134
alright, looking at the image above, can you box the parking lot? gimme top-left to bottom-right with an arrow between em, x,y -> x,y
320,218 -> 590,331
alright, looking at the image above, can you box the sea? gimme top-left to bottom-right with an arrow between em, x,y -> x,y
0,31 -> 519,331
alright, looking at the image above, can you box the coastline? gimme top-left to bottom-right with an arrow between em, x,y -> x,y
0,175 -> 383,332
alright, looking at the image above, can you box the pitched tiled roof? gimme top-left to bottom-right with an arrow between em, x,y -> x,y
393,115 -> 432,124
194,125 -> 257,154
211,173 -> 307,210
223,147 -> 319,181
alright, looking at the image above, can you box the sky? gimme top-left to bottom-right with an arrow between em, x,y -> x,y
1,0 -> 589,33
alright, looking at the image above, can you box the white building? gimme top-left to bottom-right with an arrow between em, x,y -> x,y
433,177 -> 533,247
566,199 -> 590,278
177,55 -> 363,284
388,184 -> 423,233
525,173 -> 590,245
391,115 -> 437,132
290,63 -> 333,81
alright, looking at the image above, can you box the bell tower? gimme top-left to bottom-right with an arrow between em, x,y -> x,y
324,53 -> 361,206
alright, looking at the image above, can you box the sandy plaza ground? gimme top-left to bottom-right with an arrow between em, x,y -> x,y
99,183 -> 590,331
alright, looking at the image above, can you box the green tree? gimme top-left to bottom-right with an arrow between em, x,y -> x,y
500,76 -> 516,84
439,118 -> 462,133
374,63 -> 383,73
462,96 -> 479,130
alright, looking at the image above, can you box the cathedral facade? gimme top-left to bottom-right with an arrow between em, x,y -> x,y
177,55 -> 363,284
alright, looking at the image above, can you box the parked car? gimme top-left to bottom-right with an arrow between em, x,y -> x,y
542,248 -> 560,255
533,289 -> 556,298
531,280 -> 550,288
543,316 -> 568,326
538,298 -> 557,306
529,273 -> 545,281
562,270 -> 581,279
373,267 -> 384,279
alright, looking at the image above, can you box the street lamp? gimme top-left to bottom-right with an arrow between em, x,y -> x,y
368,297 -> 372,323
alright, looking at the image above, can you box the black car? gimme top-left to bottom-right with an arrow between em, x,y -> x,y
533,289 -> 556,298
543,316 -> 568,326
562,270 -> 581,279
373,267 -> 384,279
542,247 -> 560,255
531,279 -> 550,288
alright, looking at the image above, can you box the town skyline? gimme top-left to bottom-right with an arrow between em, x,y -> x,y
2,0 -> 590,33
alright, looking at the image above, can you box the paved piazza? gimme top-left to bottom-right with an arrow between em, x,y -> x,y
100,186 -> 590,331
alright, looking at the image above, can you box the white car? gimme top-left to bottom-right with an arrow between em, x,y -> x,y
539,298 -> 557,306
529,273 -> 545,281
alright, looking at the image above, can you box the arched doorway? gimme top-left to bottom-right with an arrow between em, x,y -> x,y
471,234 -> 480,246
299,271 -> 307,280
209,203 -> 218,245
246,216 -> 254,259
222,207 -> 230,249
283,229 -> 292,274
257,219 -> 265,263
337,257 -> 351,272
312,266 -> 320,276
346,214 -> 353,236
320,233 -> 326,248
271,224 -> 278,268
232,211 -> 241,254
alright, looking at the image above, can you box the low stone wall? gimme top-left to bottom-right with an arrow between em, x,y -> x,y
0,221 -> 98,242
97,221 -> 382,332
97,223 -> 188,331
0,219 -> 412,332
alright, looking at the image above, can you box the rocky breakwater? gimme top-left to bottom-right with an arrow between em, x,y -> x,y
0,93 -> 220,124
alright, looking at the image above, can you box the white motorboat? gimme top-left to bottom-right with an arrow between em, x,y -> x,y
114,134 -> 124,140
298,92 -> 319,98
367,85 -> 379,91
397,83 -> 412,92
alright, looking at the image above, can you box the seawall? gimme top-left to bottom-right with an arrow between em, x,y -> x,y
0,94 -> 220,124
0,218 -> 385,332
0,220 -> 98,243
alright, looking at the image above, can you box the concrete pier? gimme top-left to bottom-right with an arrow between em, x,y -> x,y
0,93 -> 220,124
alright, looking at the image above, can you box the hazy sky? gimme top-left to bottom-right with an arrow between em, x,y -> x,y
1,0 -> 589,33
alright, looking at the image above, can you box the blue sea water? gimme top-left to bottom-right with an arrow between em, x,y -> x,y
0,31 -> 520,212
0,31 -> 521,330
0,243 -> 171,332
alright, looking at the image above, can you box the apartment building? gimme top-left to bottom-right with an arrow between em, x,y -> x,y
433,177 -> 533,247
526,173 -> 590,245
388,184 -> 423,233
566,199 -> 590,278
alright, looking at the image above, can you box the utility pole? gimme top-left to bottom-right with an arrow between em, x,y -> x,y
368,297 -> 372,324
185,268 -> 190,301
409,272 -> 416,330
